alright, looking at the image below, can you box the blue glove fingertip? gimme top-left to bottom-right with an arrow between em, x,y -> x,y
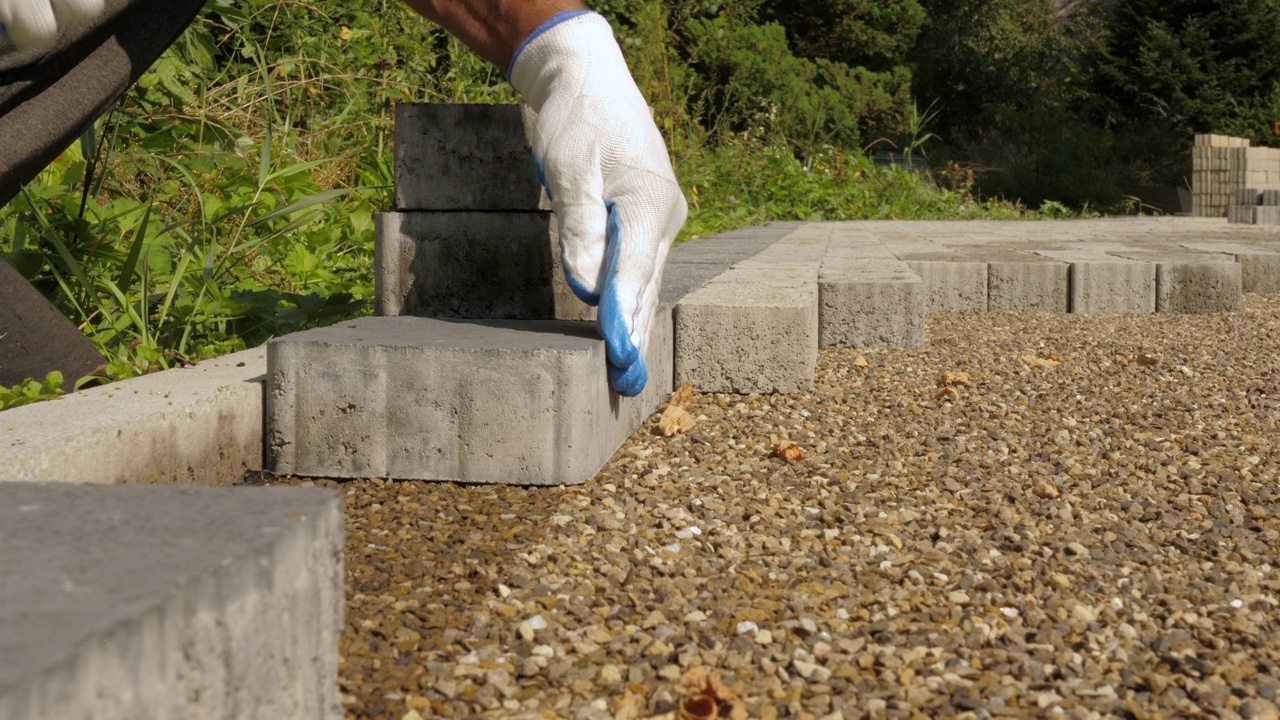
598,198 -> 641,367
608,358 -> 647,397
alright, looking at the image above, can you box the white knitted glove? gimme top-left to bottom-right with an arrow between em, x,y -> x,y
0,0 -> 103,49
509,11 -> 687,397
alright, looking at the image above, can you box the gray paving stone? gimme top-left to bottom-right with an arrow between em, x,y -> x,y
0,483 -> 343,720
265,314 -> 671,485
394,103 -> 544,211
375,211 -> 558,320
819,262 -> 926,349
1257,206 -> 1280,225
675,281 -> 818,394
1237,253 -> 1280,294
1067,261 -> 1157,313
905,260 -> 988,312
983,255 -> 1071,313
1156,261 -> 1243,313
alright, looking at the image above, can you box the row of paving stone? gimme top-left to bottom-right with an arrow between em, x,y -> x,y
266,216 -> 1280,488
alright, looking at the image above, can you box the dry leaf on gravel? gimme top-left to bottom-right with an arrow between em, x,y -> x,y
674,668 -> 748,720
657,405 -> 696,437
772,442 -> 804,462
934,386 -> 959,402
940,370 -> 971,387
669,381 -> 696,410
1127,353 -> 1159,367
852,354 -> 870,371
1021,355 -> 1063,369
1034,480 -> 1062,500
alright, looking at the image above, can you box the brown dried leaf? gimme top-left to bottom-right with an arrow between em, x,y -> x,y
657,405 -> 696,437
772,442 -> 804,462
669,381 -> 696,410
1021,355 -> 1063,369
1133,353 -> 1158,367
673,668 -> 748,720
934,386 -> 959,402
940,370 -> 971,387
852,354 -> 870,371
1034,480 -> 1062,500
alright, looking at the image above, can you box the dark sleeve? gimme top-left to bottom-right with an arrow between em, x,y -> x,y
0,0 -> 206,207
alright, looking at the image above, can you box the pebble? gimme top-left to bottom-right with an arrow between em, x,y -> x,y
263,295 -> 1280,719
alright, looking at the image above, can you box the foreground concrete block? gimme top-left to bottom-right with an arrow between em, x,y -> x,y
1237,253 -> 1280,294
266,315 -> 671,485
905,260 -> 988,312
675,279 -> 818,394
394,103 -> 543,211
1156,262 -> 1243,313
819,263 -> 925,349
987,259 -> 1070,313
1257,206 -> 1280,225
0,483 -> 343,720
1068,261 -> 1156,313
376,211 -> 558,320
0,348 -> 265,485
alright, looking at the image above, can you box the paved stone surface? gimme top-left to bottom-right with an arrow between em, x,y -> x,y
0,483 -> 343,720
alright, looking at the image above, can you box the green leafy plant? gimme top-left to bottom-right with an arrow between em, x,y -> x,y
0,372 -> 65,411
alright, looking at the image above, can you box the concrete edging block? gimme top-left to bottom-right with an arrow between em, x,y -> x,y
0,348 -> 265,485
987,260 -> 1070,313
905,260 -> 988,312
1237,253 -> 1280,294
1156,262 -> 1243,313
0,483 -> 343,720
266,315 -> 672,485
1068,261 -> 1156,314
819,264 -> 926,349
675,281 -> 818,394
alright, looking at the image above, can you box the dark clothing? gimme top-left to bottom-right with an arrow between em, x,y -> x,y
0,0 -> 203,207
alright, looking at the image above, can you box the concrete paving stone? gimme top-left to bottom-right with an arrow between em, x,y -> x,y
1237,253 -> 1280,294
675,281 -> 818,394
1066,260 -> 1157,314
0,483 -> 343,720
1237,188 -> 1263,206
393,103 -> 545,211
986,257 -> 1071,313
265,314 -> 671,485
818,262 -> 926,349
0,348 -> 265,485
375,211 -> 557,320
1227,205 -> 1254,224
1265,189 -> 1280,206
1156,261 -> 1243,313
1257,206 -> 1280,225
904,260 -> 989,312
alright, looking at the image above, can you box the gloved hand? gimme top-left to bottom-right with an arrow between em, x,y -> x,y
509,10 -> 687,397
0,0 -> 103,50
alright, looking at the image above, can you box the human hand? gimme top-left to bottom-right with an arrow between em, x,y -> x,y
0,0 -> 104,50
509,11 -> 687,397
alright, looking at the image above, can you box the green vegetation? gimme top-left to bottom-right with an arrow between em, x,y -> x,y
3,0 -> 1272,396
1,371 -> 65,411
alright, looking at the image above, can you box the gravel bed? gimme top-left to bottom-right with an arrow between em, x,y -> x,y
266,295 -> 1280,720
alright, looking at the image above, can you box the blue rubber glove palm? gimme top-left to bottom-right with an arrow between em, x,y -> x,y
0,0 -> 103,49
509,11 -> 688,397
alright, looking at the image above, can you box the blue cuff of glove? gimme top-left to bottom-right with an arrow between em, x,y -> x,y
506,9 -> 597,79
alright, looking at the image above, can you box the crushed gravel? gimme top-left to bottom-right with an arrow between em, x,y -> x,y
263,294 -> 1280,720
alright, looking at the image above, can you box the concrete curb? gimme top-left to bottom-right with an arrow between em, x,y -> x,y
0,347 -> 266,485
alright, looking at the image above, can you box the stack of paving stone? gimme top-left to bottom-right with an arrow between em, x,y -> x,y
1192,133 -> 1280,217
1228,188 -> 1280,225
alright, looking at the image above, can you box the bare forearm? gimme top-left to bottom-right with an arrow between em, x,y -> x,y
401,0 -> 588,70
